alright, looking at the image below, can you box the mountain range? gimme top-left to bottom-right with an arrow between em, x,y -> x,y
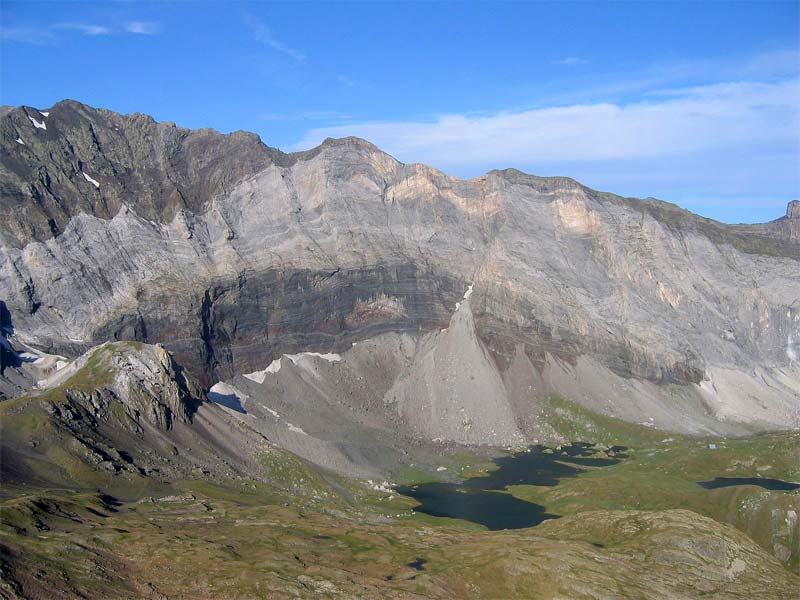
1,100 -> 798,599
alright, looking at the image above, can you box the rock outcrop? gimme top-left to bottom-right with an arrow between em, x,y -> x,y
0,342 -> 272,487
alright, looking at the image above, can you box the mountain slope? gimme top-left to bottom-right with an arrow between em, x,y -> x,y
1,100 -> 798,439
0,342 -> 277,492
1,340 -> 798,594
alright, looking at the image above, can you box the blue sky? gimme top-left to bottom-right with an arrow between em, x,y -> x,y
2,1 -> 798,223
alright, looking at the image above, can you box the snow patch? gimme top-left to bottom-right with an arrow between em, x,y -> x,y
243,357 -> 282,383
263,406 -> 281,420
14,343 -> 69,370
40,111 -> 49,117
242,372 -> 265,384
18,352 -> 40,362
208,382 -> 247,413
787,334 -> 798,363
286,352 -> 341,364
82,172 -> 100,188
209,382 -> 236,395
15,138 -> 24,145
454,283 -> 474,311
436,466 -> 447,472
244,352 -> 340,382
287,423 -> 307,435
28,116 -> 46,130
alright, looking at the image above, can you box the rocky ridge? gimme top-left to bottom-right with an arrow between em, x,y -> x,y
0,342 -> 274,489
1,100 -> 798,442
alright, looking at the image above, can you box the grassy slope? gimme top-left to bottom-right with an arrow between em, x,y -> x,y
2,362 -> 798,597
488,395 -> 800,572
2,486 -> 796,600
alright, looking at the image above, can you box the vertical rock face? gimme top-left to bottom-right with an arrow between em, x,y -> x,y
1,100 -> 798,437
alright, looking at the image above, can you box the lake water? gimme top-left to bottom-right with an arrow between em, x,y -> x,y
396,442 -> 627,530
398,443 -> 798,531
696,476 -> 800,491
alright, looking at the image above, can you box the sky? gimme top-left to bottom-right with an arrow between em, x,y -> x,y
1,1 -> 799,224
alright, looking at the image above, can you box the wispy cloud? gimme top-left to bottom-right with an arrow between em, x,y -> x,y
531,48 -> 800,109
552,56 -> 588,66
53,23 -> 112,36
124,21 -> 159,35
292,78 -> 799,168
1,20 -> 160,43
244,14 -> 305,63
0,27 -> 55,45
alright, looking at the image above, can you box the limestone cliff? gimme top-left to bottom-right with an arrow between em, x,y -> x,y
1,100 -> 798,438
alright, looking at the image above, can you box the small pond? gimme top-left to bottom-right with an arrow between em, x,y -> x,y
696,476 -> 800,491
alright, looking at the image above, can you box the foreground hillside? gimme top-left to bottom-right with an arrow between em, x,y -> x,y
3,491 -> 796,600
1,343 -> 798,598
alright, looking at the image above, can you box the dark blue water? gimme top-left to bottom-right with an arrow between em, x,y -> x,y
696,477 -> 800,491
397,443 -> 627,530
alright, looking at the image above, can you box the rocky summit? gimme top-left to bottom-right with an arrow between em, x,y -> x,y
1,101 -> 798,599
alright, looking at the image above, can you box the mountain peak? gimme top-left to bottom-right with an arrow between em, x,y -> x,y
319,135 -> 381,151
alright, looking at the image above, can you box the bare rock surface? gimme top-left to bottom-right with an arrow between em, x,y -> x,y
1,100 -> 799,442
384,290 -> 524,445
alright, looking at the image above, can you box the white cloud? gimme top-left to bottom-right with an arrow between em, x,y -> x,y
244,14 -> 305,63
532,48 -> 799,109
552,56 -> 588,66
736,48 -> 800,79
291,78 -> 800,169
2,20 -> 160,43
124,21 -> 159,35
0,27 -> 55,44
53,23 -> 112,35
